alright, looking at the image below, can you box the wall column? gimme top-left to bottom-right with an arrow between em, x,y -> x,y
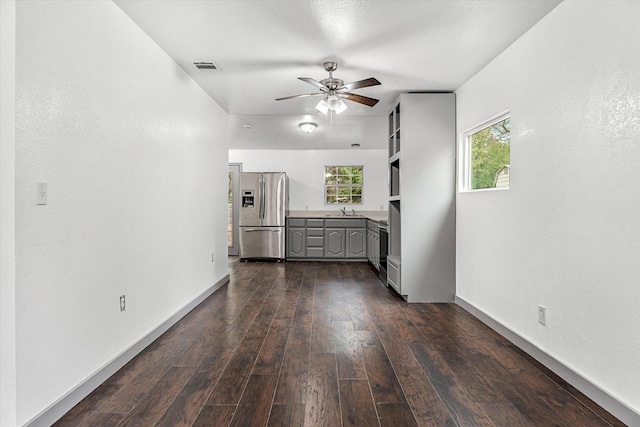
0,0 -> 18,425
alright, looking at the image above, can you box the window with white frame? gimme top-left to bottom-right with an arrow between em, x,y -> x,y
324,166 -> 363,204
462,115 -> 511,191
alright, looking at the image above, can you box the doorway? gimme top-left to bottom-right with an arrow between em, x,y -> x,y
228,163 -> 242,256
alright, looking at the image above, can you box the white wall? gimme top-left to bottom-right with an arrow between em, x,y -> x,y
456,0 -> 640,420
1,1 -> 17,425
229,149 -> 388,212
12,1 -> 229,425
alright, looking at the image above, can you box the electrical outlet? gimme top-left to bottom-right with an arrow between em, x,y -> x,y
120,295 -> 126,312
538,305 -> 546,325
211,253 -> 215,262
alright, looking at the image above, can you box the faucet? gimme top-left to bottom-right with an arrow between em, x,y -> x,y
351,209 -> 356,216
339,207 -> 346,216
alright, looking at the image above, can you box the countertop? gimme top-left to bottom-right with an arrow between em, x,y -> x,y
287,210 -> 388,223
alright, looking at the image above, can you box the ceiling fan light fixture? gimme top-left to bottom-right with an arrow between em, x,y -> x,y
316,99 -> 329,115
327,95 -> 341,110
299,122 -> 318,133
334,99 -> 348,114
276,62 -> 380,114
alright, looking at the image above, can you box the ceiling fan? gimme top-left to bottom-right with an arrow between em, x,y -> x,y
276,62 -> 381,115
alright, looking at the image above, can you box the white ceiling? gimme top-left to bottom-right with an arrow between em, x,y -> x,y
114,0 -> 561,149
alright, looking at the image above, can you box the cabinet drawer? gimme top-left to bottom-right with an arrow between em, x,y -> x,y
325,218 -> 366,228
367,220 -> 379,231
306,236 -> 324,247
306,247 -> 324,258
287,218 -> 306,227
306,219 -> 324,228
306,228 -> 324,236
387,257 -> 401,293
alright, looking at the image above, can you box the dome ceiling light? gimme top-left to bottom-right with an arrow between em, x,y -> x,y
299,122 -> 318,133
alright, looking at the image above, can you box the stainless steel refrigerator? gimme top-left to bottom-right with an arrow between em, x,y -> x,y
239,172 -> 288,260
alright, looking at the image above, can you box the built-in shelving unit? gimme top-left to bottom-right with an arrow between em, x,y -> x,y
387,102 -> 402,293
386,93 -> 456,302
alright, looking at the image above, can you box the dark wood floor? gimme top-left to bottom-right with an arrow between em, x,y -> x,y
55,260 -> 625,427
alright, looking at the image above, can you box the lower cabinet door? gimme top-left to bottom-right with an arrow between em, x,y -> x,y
324,228 -> 345,257
372,232 -> 380,269
346,228 -> 366,258
287,228 -> 305,257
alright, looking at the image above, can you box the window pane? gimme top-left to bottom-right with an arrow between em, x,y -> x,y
469,117 -> 510,190
324,165 -> 364,204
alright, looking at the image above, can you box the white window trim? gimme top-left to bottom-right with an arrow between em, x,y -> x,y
324,165 -> 364,205
459,111 -> 510,193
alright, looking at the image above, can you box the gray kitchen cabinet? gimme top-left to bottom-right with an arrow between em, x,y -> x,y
367,220 -> 380,270
324,228 -> 345,257
346,228 -> 366,258
305,220 -> 325,258
286,217 -> 367,260
287,227 -> 305,258
323,218 -> 366,259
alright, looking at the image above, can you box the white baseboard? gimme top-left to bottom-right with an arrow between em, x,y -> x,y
455,296 -> 639,427
25,274 -> 230,427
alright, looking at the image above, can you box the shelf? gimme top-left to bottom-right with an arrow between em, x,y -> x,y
389,152 -> 400,164
389,195 -> 400,202
389,105 -> 401,157
390,156 -> 400,197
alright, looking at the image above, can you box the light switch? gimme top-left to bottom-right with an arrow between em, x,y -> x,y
37,182 -> 47,205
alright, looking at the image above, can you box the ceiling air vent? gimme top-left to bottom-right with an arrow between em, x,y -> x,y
193,61 -> 219,70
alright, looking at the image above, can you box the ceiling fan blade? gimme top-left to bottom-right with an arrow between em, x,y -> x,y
298,77 -> 329,91
342,92 -> 380,107
275,92 -> 324,101
338,77 -> 381,92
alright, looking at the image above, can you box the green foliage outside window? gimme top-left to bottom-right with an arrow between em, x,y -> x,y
470,118 -> 510,190
325,166 -> 363,204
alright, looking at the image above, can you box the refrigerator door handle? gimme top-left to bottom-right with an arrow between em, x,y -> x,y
259,177 -> 265,220
244,228 -> 280,232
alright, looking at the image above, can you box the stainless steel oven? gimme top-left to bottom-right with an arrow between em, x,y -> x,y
378,221 -> 388,285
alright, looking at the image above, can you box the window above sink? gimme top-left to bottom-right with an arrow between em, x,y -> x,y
324,165 -> 364,205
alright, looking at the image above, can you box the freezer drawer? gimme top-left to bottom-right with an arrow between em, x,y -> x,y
239,227 -> 285,260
